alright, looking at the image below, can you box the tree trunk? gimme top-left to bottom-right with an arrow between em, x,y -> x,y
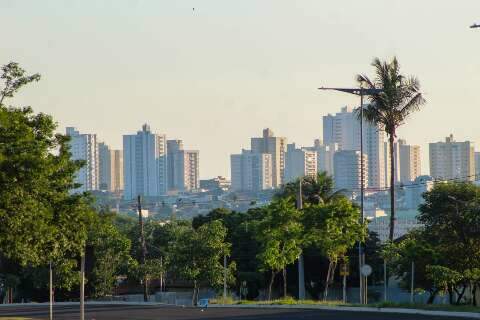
427,289 -> 438,304
192,280 -> 197,306
473,285 -> 477,306
448,287 -> 454,305
323,261 -> 334,301
282,268 -> 287,299
455,286 -> 466,305
268,271 -> 276,301
389,133 -> 396,242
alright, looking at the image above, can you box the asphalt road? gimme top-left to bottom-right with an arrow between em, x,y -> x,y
0,304 -> 469,320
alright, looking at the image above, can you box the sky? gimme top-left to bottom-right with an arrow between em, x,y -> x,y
1,0 -> 480,179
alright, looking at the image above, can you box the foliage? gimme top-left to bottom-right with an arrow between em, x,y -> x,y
0,62 -> 95,268
255,198 -> 303,299
169,220 -> 235,303
426,265 -> 463,295
276,172 -> 343,205
87,213 -> 132,298
303,197 -> 365,299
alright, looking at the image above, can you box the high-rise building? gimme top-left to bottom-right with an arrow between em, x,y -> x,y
251,128 -> 287,188
285,143 -> 317,183
333,150 -> 368,191
111,149 -> 124,192
323,107 -> 361,150
384,141 -> 400,187
167,139 -> 200,192
429,134 -> 475,182
230,150 -> 273,192
475,152 -> 480,180
66,127 -> 99,193
167,139 -> 184,190
398,139 -> 421,183
323,106 -> 386,188
364,124 -> 386,189
99,142 -> 124,192
305,139 -> 338,176
123,124 -> 167,200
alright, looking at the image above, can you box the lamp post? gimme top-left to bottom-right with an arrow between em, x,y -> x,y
318,87 -> 383,304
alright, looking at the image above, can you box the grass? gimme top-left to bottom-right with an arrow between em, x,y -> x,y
372,302 -> 480,313
210,297 -> 480,313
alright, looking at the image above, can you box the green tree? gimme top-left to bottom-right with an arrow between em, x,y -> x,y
0,62 -> 94,269
357,57 -> 426,241
276,172 -> 343,205
255,198 -> 303,300
426,265 -> 463,305
169,220 -> 234,305
87,213 -> 132,298
303,197 -> 365,300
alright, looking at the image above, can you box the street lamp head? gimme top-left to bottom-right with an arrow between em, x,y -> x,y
470,23 -> 480,29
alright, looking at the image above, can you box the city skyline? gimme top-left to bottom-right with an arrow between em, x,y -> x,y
2,1 -> 480,178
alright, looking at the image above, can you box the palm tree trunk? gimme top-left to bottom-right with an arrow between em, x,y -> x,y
389,133 -> 396,242
282,267 -> 287,298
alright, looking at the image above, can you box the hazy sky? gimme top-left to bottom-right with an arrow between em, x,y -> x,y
2,1 -> 480,178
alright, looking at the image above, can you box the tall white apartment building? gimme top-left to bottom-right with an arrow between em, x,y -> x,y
123,124 -> 167,200
398,139 -> 421,183
323,106 -> 386,188
167,140 -> 200,192
251,128 -> 287,188
99,142 -> 124,192
231,150 -> 273,192
333,150 -> 368,191
305,139 -> 338,176
66,127 -> 99,193
429,134 -> 475,182
285,143 -> 317,183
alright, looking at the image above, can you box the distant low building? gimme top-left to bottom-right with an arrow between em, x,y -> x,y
200,176 -> 231,192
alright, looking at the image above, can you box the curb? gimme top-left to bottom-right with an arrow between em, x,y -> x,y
208,304 -> 480,319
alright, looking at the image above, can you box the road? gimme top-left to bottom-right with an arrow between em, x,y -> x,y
0,304 -> 469,320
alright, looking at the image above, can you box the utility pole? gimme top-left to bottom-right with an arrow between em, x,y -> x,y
49,261 -> 53,320
137,195 -> 148,302
411,261 -> 415,303
223,254 -> 227,301
318,87 -> 383,304
297,178 -> 305,300
80,253 -> 85,320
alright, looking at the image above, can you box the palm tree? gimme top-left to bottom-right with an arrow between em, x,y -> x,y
277,172 -> 344,205
357,57 -> 425,241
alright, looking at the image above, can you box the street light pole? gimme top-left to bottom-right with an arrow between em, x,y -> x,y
318,87 -> 383,304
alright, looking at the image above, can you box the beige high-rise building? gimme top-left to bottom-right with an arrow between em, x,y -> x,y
251,128 -> 287,188
429,134 -> 475,182
305,139 -> 338,177
285,143 -> 317,183
99,142 -> 124,192
111,150 -> 124,192
398,139 -> 421,183
167,139 -> 200,192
